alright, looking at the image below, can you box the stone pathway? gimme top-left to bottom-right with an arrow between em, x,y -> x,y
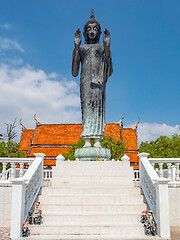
171,226 -> 180,240
0,226 -> 179,239
0,227 -> 10,240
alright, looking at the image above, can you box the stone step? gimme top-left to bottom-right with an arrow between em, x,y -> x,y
43,182 -> 138,188
40,203 -> 147,214
22,232 -> 169,240
50,181 -> 136,187
21,235 -> 168,240
53,162 -> 134,174
53,166 -> 133,173
51,176 -> 134,184
39,195 -> 144,205
49,182 -> 137,187
29,224 -> 145,236
41,186 -> 141,195
55,161 -> 132,167
52,173 -> 133,178
25,162 -> 160,240
53,169 -> 133,175
42,213 -> 141,225
51,181 -> 135,187
49,183 -> 136,189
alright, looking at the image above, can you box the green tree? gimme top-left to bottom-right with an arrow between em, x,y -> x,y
63,138 -> 85,161
0,141 -> 25,172
63,135 -> 126,161
139,134 -> 180,158
101,135 -> 126,160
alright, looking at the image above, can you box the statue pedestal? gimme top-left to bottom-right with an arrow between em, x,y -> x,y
75,147 -> 111,161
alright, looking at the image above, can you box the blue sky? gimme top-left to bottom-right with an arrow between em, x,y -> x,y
0,0 -> 180,143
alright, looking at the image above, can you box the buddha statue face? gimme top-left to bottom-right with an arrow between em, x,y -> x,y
84,22 -> 101,44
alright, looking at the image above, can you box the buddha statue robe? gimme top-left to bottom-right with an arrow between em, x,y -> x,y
72,43 -> 113,139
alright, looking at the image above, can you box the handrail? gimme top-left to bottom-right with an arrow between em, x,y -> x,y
0,157 -> 34,163
138,153 -> 170,238
23,154 -> 44,219
143,156 -> 159,182
139,153 -> 158,222
0,157 -> 34,180
149,158 -> 180,181
10,153 -> 45,239
149,158 -> 180,162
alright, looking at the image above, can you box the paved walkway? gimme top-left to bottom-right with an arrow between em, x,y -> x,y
171,226 -> 180,240
0,227 -> 10,240
0,227 -> 180,240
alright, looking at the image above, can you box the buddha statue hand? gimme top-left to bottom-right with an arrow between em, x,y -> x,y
103,28 -> 110,49
74,28 -> 81,48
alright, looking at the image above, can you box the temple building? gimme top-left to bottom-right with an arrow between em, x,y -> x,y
19,118 -> 139,169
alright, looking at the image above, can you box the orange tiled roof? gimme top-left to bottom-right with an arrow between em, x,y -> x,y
44,159 -> 56,166
19,130 -> 34,151
29,147 -> 69,157
32,123 -> 120,145
104,124 -> 120,140
33,124 -> 82,145
121,129 -> 138,151
131,165 -> 139,170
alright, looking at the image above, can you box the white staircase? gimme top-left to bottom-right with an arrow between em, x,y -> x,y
24,161 -> 169,240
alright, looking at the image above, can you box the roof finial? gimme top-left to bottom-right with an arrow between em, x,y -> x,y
116,112 -> 125,129
20,119 -> 27,132
90,9 -> 95,19
132,117 -> 140,130
34,114 -> 41,126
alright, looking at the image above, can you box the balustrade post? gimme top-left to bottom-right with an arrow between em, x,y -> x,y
2,162 -> 7,180
151,162 -> 155,168
56,154 -> 65,168
34,153 -> 45,185
10,162 -> 16,179
10,178 -> 25,239
167,163 -> 172,180
57,154 -> 65,161
175,163 -> 180,181
20,162 -> 24,177
138,153 -> 149,188
155,178 -> 170,238
159,163 -> 163,178
121,154 -> 130,162
171,165 -> 176,181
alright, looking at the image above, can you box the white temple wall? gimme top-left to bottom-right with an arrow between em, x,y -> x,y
169,187 -> 180,226
0,186 -> 12,227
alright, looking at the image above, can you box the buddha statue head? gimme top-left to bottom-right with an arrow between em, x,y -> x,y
83,9 -> 102,44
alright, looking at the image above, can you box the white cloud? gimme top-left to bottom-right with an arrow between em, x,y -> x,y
0,23 -> 12,29
0,63 -> 81,141
0,37 -> 24,52
127,122 -> 180,144
3,57 -> 24,66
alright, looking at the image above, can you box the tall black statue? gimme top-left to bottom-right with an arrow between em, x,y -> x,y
72,10 -> 113,158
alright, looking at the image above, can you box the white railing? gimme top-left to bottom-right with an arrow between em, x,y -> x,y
133,170 -> 140,181
138,153 -> 170,238
10,153 -> 45,239
43,169 -> 53,179
0,157 -> 34,180
149,158 -> 180,182
0,158 -> 53,186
